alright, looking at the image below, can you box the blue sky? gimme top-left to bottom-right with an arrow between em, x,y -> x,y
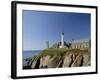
22,10 -> 90,50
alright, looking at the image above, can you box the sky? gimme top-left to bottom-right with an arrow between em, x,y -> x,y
22,10 -> 90,50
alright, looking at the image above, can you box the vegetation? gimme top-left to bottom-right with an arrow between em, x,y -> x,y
38,48 -> 90,58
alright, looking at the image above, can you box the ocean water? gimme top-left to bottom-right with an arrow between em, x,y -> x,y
23,50 -> 41,66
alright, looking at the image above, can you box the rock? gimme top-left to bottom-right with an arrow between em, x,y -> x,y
29,50 -> 90,69
83,54 -> 90,66
56,59 -> 63,67
39,55 -> 62,68
62,53 -> 73,67
39,56 -> 51,68
31,59 -> 38,68
47,55 -> 61,68
71,53 -> 83,67
31,56 -> 40,69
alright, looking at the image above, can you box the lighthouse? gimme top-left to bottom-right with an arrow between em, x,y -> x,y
59,32 -> 64,48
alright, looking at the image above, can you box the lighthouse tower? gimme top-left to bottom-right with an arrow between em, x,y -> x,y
59,32 -> 64,48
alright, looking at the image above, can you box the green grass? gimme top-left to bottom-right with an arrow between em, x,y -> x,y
38,48 -> 90,58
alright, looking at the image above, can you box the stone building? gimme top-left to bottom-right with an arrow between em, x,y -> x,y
71,39 -> 90,49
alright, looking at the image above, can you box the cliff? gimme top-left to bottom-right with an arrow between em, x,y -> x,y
23,48 -> 90,69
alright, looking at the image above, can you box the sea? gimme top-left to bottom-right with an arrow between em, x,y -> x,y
23,50 -> 42,66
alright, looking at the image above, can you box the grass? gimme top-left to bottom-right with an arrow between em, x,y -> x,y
38,48 -> 90,58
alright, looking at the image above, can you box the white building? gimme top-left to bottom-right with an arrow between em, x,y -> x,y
59,32 -> 65,48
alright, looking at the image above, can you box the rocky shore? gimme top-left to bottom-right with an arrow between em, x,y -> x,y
23,48 -> 90,69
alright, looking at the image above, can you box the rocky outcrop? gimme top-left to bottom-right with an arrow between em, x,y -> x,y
83,54 -> 90,66
24,49 -> 90,69
47,55 -> 62,68
71,53 -> 83,67
39,56 -> 51,68
62,53 -> 73,67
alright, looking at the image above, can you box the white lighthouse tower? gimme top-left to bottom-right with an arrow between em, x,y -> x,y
59,32 -> 64,48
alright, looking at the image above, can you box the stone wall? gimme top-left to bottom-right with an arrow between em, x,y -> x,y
71,39 -> 90,49
51,39 -> 90,49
